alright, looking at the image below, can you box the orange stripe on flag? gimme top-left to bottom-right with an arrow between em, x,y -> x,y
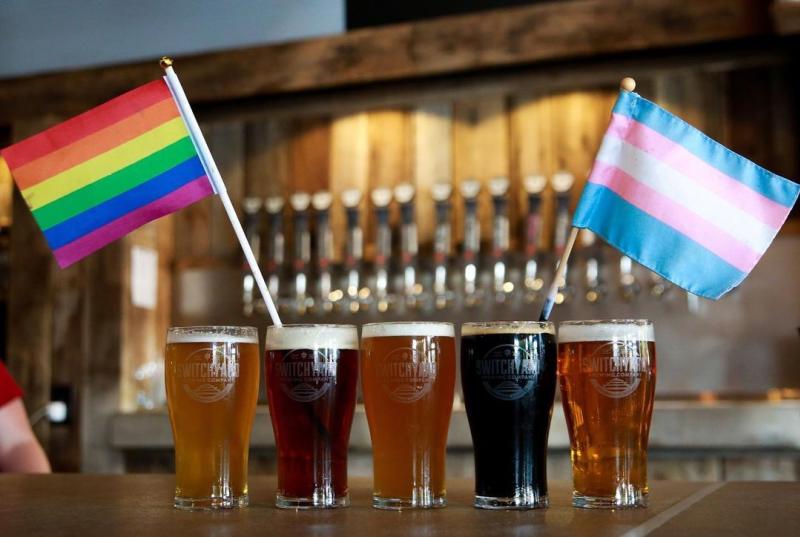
1,80 -> 171,169
12,97 -> 179,190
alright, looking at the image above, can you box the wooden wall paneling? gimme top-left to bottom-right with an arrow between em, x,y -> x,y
205,121 -> 246,261
48,261 -> 84,471
244,119 -> 291,199
329,113 -> 369,260
548,89 -> 618,213
509,91 -> 555,250
412,102 -> 453,248
6,117 -> 60,447
652,69 -> 728,141
366,109 -> 412,252
80,241 -> 124,472
289,118 -> 331,196
452,96 -> 511,248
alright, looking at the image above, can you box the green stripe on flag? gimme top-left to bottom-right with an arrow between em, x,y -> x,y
33,136 -> 197,230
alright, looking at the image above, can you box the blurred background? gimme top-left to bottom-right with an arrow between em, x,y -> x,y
1,0 -> 799,479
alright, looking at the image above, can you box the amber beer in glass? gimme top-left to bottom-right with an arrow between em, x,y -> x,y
265,324 -> 358,508
558,320 -> 656,508
461,321 -> 557,509
361,322 -> 456,509
165,326 -> 260,510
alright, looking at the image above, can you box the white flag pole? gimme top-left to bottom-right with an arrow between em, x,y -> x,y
160,57 -> 282,327
538,76 -> 636,322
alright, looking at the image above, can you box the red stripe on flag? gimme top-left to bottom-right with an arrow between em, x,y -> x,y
52,176 -> 213,268
1,80 -> 171,170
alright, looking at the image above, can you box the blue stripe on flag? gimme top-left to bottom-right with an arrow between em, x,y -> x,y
573,183 -> 747,299
44,156 -> 205,249
613,91 -> 800,208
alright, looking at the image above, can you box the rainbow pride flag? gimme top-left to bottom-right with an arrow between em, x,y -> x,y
574,90 -> 800,299
0,80 -> 213,268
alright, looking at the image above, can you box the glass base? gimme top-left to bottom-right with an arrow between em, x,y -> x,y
572,490 -> 648,509
174,495 -> 248,510
474,494 -> 548,510
373,494 -> 446,510
276,493 -> 350,510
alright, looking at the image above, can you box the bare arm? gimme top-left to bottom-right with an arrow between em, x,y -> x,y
0,398 -> 51,473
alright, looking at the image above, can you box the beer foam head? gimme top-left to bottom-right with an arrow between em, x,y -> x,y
266,324 -> 358,350
558,320 -> 654,343
462,321 -> 554,336
167,326 -> 258,344
362,322 -> 455,339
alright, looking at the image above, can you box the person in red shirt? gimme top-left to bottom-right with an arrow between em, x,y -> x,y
0,361 -> 50,473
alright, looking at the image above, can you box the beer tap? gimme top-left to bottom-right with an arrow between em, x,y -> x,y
312,190 -> 337,313
264,196 -> 285,311
618,254 -> 641,302
341,188 -> 365,314
551,171 -> 575,305
649,272 -> 673,299
523,174 -> 546,303
460,179 -> 482,307
489,177 -> 511,303
371,187 -> 394,313
432,182 -> 453,310
241,197 -> 263,316
290,192 -> 313,314
394,183 -> 421,309
580,229 -> 606,303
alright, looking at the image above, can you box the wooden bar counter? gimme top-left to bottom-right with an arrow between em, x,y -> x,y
2,475 -> 798,536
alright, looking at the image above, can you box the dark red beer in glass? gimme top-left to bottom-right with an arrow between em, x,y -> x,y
265,324 -> 358,509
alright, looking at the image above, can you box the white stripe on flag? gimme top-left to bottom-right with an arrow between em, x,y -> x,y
596,136 -> 777,255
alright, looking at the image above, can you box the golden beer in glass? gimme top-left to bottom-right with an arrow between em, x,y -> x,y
165,326 -> 260,510
558,320 -> 656,508
360,322 -> 456,510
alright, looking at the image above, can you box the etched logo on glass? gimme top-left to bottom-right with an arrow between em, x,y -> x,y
378,347 -> 437,404
175,347 -> 239,404
583,341 -> 644,399
275,349 -> 337,403
475,344 -> 539,401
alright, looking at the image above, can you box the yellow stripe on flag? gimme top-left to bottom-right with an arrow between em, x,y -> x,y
21,116 -> 189,209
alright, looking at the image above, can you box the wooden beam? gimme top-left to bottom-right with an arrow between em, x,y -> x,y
773,0 -> 800,35
0,0 -> 772,122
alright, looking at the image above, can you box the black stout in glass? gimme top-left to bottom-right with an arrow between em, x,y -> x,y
460,322 -> 557,509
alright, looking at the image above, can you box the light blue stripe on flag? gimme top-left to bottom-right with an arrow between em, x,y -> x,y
574,183 -> 747,299
612,91 -> 800,208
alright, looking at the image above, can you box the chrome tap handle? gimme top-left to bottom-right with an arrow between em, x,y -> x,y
290,192 -> 312,314
523,174 -> 547,301
341,188 -> 364,313
619,254 -> 641,302
551,171 -> 575,304
580,229 -> 605,303
432,182 -> 453,309
312,190 -> 336,312
460,179 -> 482,306
395,182 -> 420,308
489,177 -> 510,301
264,196 -> 285,309
371,187 -> 394,312
241,197 -> 263,316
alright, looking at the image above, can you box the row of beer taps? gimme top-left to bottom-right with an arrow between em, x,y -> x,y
241,172 -> 676,316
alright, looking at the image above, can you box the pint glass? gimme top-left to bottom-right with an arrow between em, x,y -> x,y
461,321 -> 557,509
558,320 -> 656,508
265,324 -> 358,509
361,322 -> 456,509
165,326 -> 260,510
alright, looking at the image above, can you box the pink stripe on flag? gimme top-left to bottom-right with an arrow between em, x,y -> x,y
589,162 -> 761,273
53,176 -> 213,268
607,113 -> 789,230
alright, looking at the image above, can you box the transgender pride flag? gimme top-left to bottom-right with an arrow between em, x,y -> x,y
574,90 -> 800,299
